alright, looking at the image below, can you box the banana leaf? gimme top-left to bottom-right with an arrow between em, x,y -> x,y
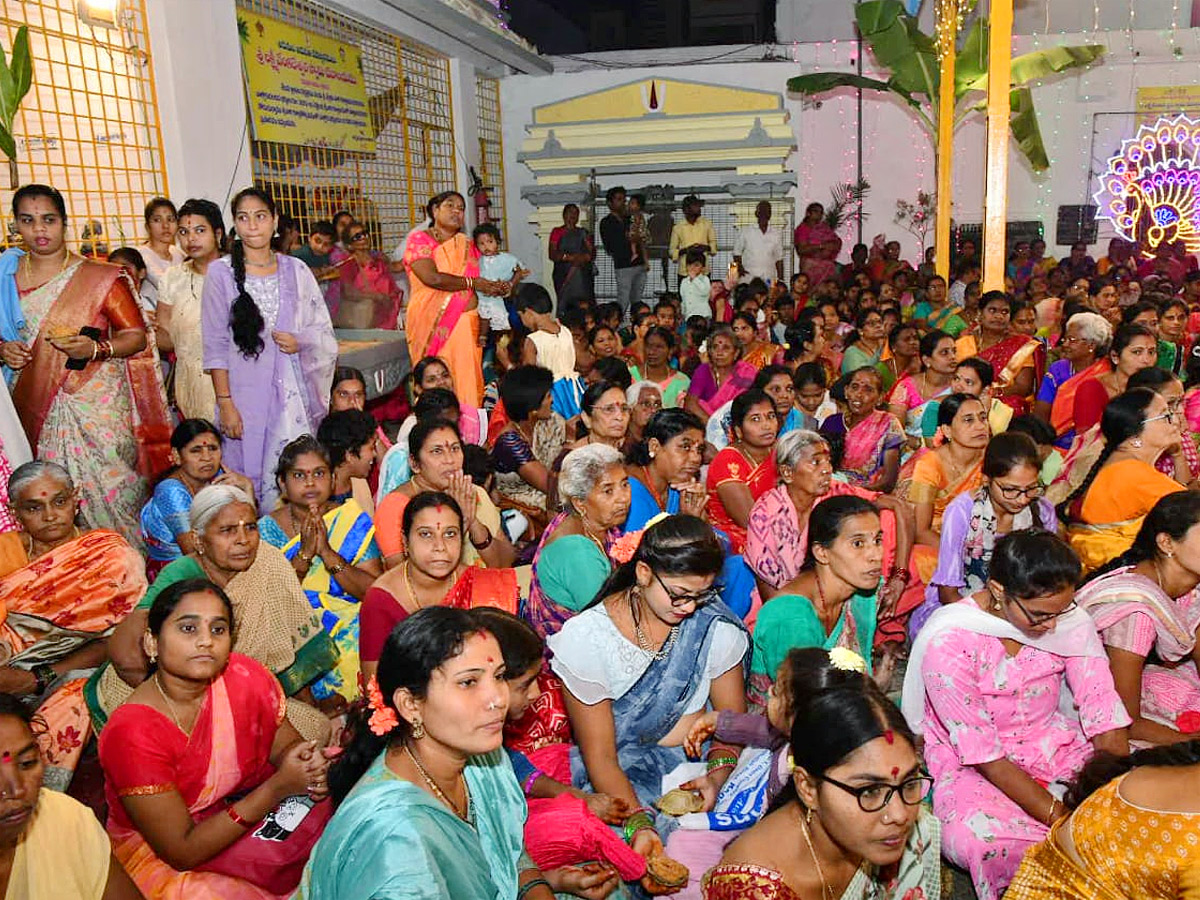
786,72 -> 921,109
954,19 -> 989,101
0,27 -> 32,162
1009,86 -> 1049,172
958,43 -> 1105,95
855,0 -> 939,101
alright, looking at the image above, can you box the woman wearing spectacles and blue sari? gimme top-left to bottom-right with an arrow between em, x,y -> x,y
547,515 -> 749,895
909,432 -> 1059,638
901,530 -> 1131,900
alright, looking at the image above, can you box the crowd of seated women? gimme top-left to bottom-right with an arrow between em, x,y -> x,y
4,181 -> 1200,900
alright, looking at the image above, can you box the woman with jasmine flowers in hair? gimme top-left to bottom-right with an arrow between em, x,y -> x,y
298,607 -> 617,900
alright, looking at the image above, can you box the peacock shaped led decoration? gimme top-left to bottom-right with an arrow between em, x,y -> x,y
1094,114 -> 1200,258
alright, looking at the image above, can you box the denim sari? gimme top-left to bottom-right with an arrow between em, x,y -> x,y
569,600 -> 749,833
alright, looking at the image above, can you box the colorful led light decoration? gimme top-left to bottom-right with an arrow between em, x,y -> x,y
1093,114 -> 1200,258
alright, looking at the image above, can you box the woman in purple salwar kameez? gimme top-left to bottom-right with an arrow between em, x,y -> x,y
201,189 -> 337,508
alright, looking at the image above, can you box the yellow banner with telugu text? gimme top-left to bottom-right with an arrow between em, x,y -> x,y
239,11 -> 375,153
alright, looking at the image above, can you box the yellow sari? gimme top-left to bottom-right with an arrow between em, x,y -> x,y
1068,459 -> 1184,572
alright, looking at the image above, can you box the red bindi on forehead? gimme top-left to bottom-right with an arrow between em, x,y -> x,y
891,766 -> 900,778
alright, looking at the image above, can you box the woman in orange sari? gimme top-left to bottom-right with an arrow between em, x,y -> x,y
0,184 -> 171,548
904,394 -> 989,586
0,461 -> 146,790
403,191 -> 510,409
955,291 -> 1044,414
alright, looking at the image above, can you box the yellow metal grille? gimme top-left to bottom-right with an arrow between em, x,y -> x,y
237,0 -> 456,254
474,74 -> 507,245
0,0 -> 168,253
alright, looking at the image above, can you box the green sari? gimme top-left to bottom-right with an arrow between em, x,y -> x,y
296,749 -> 527,900
749,589 -> 877,709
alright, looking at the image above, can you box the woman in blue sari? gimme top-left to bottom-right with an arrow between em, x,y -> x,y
548,516 -> 750,892
298,606 -> 619,900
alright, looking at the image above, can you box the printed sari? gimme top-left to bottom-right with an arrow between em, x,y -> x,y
902,448 -> 985,585
259,499 -> 380,701
100,654 -> 331,900
158,260 -> 216,421
689,361 -> 758,416
822,410 -> 905,487
1008,776 -> 1200,900
296,749 -> 525,900
0,529 -> 145,790
1076,566 -> 1200,731
85,545 -> 338,743
403,229 -> 483,407
8,260 -> 171,547
887,374 -> 950,443
959,332 -> 1045,412
550,225 -> 595,312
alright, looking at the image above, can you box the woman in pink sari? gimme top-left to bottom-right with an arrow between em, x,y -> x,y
327,223 -> 402,329
684,324 -> 757,425
403,192 -> 509,408
100,579 -> 334,900
793,202 -> 840,287
819,367 -> 905,492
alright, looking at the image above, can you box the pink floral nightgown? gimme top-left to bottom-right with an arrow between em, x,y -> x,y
918,605 -> 1131,900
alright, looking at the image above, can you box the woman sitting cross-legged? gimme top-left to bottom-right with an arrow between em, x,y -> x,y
901,530 -> 1131,900
296,607 -> 580,900
139,418 -> 256,580
0,461 -> 147,790
547,516 -> 750,892
750,496 -> 889,710
359,490 -> 519,683
89,484 -> 338,744
99,579 -> 336,900
1075,491 -> 1200,745
703,679 -> 941,900
0,693 -> 144,899
259,436 -> 383,706
1006,740 -> 1200,899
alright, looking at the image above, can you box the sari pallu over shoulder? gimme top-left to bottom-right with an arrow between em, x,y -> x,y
567,601 -> 750,832
10,260 -> 171,478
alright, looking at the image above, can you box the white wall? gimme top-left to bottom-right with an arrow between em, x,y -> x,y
776,0 -> 1187,43
501,28 -> 1200,271
145,0 -> 253,209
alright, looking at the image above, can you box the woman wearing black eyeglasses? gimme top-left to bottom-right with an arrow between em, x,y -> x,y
328,221 -> 403,329
911,432 -> 1060,637
704,680 -> 941,900
547,515 -> 749,895
901,530 -> 1131,900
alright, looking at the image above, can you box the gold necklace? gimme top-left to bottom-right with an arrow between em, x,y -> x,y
153,672 -> 192,735
800,808 -> 836,900
401,560 -> 433,612
23,526 -> 80,561
404,744 -> 470,821
21,250 -> 71,283
579,517 -> 608,558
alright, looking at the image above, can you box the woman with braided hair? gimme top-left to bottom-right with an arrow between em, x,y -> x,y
201,188 -> 338,507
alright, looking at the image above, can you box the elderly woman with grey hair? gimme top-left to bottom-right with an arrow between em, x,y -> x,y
0,460 -> 146,789
86,483 -> 338,741
527,443 -> 632,642
744,430 -> 917,634
1032,310 -> 1113,445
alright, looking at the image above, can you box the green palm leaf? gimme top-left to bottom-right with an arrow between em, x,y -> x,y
958,44 -> 1105,95
787,72 -> 921,109
1008,86 -> 1049,172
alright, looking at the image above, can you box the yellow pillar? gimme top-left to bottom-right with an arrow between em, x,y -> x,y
934,3 -> 958,281
982,0 -> 1014,292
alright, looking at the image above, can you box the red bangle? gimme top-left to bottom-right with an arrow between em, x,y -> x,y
226,804 -> 256,829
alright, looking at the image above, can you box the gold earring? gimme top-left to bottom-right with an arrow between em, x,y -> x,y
806,806 -> 813,824
411,719 -> 425,740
